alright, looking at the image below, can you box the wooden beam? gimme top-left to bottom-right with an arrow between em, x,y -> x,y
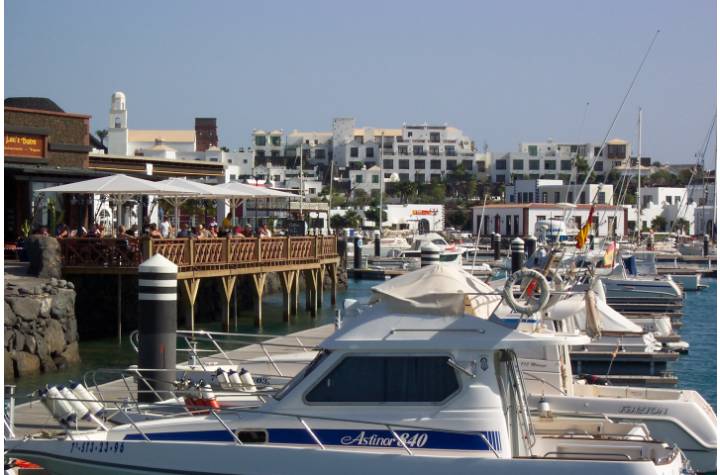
220,276 -> 237,332
304,269 -> 318,318
291,270 -> 300,317
317,265 -> 326,309
279,271 -> 296,322
252,273 -> 267,327
182,278 -> 201,333
330,263 -> 337,306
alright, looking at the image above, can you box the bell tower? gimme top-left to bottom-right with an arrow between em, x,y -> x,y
108,91 -> 129,155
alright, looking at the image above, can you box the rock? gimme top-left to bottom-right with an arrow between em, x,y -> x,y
4,331 -> 12,348
4,351 -> 14,380
58,280 -> 67,288
18,287 -> 30,295
13,330 -> 25,352
49,287 -> 58,295
61,341 -> 81,365
4,302 -> 16,326
66,282 -> 75,290
39,297 -> 52,318
8,297 -> 41,322
13,351 -> 41,376
51,290 -> 75,319
64,319 -> 78,344
25,236 -> 62,279
52,354 -> 68,370
44,319 -> 66,355
24,335 -> 37,354
50,277 -> 58,286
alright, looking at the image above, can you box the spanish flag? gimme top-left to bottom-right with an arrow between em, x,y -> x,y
575,205 -> 595,249
602,241 -> 617,267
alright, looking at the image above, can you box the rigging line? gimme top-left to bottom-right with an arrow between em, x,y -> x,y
563,29 -> 661,230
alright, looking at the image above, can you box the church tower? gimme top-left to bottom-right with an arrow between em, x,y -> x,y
108,91 -> 129,155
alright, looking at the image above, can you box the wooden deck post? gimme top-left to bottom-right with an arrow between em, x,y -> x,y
220,276 -> 237,332
330,263 -> 337,306
290,269 -> 300,316
317,265 -> 326,308
304,269 -> 318,318
280,271 -> 295,322
252,273 -> 267,327
182,278 -> 201,333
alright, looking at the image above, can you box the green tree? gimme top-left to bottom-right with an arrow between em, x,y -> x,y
429,183 -> 446,204
364,208 -> 387,227
651,215 -> 668,232
673,218 -> 690,234
344,210 -> 361,228
95,129 -> 108,147
397,182 -> 418,204
647,170 -> 677,187
446,208 -> 469,229
351,189 -> 371,208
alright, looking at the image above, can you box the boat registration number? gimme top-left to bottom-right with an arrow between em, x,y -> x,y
69,441 -> 125,454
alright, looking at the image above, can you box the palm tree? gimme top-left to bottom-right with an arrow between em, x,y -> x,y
96,129 -> 109,147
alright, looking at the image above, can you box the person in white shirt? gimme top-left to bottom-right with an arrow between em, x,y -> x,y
160,216 -> 171,238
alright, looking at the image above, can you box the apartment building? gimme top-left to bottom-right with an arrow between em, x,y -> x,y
505,179 -> 614,205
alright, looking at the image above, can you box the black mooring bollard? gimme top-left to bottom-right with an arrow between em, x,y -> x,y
525,235 -> 537,259
493,233 -> 501,260
421,244 -> 441,267
703,234 -> 710,257
511,237 -> 525,273
354,236 -> 362,269
375,234 -> 381,257
138,254 -> 177,403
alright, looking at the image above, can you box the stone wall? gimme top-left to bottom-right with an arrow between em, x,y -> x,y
4,278 -> 80,379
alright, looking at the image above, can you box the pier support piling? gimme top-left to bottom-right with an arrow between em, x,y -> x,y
304,269 -> 318,318
220,276 -> 237,332
252,273 -> 267,327
182,278 -> 201,334
317,265 -> 326,308
330,263 -> 337,306
280,271 -> 296,322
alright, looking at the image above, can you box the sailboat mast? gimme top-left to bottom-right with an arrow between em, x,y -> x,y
636,108 -> 643,243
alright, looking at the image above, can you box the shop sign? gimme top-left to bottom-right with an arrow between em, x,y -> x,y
411,208 -> 439,216
4,133 -> 45,158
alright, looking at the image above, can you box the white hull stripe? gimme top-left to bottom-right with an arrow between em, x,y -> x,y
139,293 -> 177,301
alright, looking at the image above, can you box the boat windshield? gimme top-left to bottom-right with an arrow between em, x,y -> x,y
274,350 -> 331,400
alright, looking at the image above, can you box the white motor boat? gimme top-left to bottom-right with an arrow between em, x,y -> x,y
6,276 -> 688,475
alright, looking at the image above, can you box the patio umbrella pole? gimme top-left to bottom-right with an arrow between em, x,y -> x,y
117,273 -> 122,345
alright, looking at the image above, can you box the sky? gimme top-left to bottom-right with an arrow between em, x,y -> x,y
4,0 -> 717,165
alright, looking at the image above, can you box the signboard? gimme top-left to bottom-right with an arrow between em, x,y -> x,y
4,133 -> 45,158
286,220 -> 306,236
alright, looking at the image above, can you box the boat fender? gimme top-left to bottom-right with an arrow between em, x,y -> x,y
200,382 -> 220,410
538,398 -> 551,418
42,386 -> 77,425
239,368 -> 257,392
69,381 -> 105,417
502,269 -> 550,315
215,368 -> 231,390
228,369 -> 243,389
58,385 -> 90,420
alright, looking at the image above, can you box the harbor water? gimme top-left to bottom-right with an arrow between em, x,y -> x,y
11,278 -> 717,413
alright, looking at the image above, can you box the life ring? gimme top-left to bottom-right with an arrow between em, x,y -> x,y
502,268 -> 550,315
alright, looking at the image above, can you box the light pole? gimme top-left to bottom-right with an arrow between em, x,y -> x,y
378,132 -> 384,237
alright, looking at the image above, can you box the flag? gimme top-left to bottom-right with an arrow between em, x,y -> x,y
602,241 -> 617,267
575,205 -> 595,249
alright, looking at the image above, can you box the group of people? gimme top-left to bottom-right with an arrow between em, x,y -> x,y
45,213 -> 276,240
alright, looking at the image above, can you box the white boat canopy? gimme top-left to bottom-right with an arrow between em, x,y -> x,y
370,263 -> 501,317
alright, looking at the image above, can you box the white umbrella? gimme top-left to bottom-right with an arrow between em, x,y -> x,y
211,182 -> 278,229
38,174 -> 194,235
158,178 -> 235,233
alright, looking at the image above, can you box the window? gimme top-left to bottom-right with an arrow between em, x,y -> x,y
270,136 -> 281,146
255,135 -> 266,146
463,160 -> 473,171
383,159 -> 394,169
567,191 -> 573,203
355,175 -> 363,183
398,146 -> 409,155
114,117 -> 121,128
229,174 -> 237,181
666,195 -> 672,204
496,159 -> 507,170
305,356 -> 460,403
513,160 -> 524,170
302,149 -> 310,159
528,145 -> 538,157
594,161 -> 603,172
415,173 -> 426,183
430,160 -> 442,170
580,192 -> 586,204
372,175 -> 379,184
430,132 -> 441,143
256,150 -> 265,158
399,159 -> 410,170
414,159 -> 426,169
350,147 -> 359,158
445,146 -> 456,156
276,351 -> 331,400
545,160 -> 556,170
446,159 -> 457,169
477,162 -> 486,172
407,131 -> 413,137
399,173 -> 409,181
413,145 -> 425,155
561,160 -> 572,171
315,149 -> 326,160
366,147 -> 374,158
607,144 -> 626,159
554,192 -> 560,203
542,192 -> 548,203
598,191 -> 606,203
431,173 -> 442,182
594,146 -> 601,156
354,135 -> 364,144
529,160 -> 540,170
429,146 -> 440,156
271,151 -> 280,158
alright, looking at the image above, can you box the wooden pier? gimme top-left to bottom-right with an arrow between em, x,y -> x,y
58,236 -> 340,328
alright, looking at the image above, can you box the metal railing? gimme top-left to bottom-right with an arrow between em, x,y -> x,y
59,235 -> 338,271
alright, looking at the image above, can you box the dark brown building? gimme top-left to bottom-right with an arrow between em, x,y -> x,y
195,117 -> 218,152
4,98 -> 103,241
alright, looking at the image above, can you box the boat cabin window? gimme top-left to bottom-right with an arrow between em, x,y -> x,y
305,356 -> 459,404
274,350 -> 331,400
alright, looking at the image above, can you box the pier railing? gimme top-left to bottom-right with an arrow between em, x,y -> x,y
59,235 -> 338,273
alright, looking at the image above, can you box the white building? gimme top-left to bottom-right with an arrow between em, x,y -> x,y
472,203 -> 626,238
492,138 -> 631,184
626,187 -> 699,234
385,204 -> 445,232
348,165 -> 384,197
505,179 -> 613,205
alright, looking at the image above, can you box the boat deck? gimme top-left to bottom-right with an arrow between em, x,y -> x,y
9,324 -> 335,438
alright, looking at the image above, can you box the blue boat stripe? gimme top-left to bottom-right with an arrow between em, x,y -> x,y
124,428 -> 502,451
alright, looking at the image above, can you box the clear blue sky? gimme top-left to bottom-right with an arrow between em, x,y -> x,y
5,0 -> 716,165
